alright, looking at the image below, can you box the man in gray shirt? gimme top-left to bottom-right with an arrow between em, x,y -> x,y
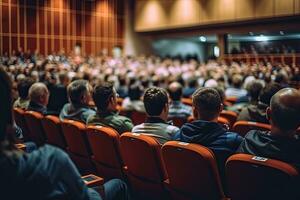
132,87 -> 179,144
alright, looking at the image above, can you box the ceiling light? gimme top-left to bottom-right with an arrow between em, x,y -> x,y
199,36 -> 207,42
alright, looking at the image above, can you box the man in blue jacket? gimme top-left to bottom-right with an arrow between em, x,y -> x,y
177,87 -> 242,177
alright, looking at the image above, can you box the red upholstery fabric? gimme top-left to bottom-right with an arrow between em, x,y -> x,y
86,125 -> 124,180
61,119 -> 94,173
220,110 -> 237,128
130,111 -> 147,125
233,121 -> 271,137
181,98 -> 192,106
41,115 -> 67,149
24,111 -> 46,145
226,154 -> 299,200
162,141 -> 226,200
120,132 -> 168,199
13,108 -> 30,141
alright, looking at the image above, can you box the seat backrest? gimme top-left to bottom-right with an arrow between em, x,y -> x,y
120,132 -> 167,182
220,110 -> 237,128
41,115 -> 67,149
226,154 -> 299,200
61,119 -> 91,156
168,117 -> 187,127
162,141 -> 225,200
233,121 -> 271,137
13,108 -> 30,140
24,111 -> 46,145
86,125 -> 123,169
225,96 -> 237,104
181,98 -> 192,106
130,111 -> 147,125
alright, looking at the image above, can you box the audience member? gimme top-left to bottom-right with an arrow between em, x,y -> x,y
132,87 -> 179,144
60,80 -> 96,123
0,67 -> 130,200
121,85 -> 145,113
183,78 -> 198,98
167,82 -> 192,119
47,72 -> 69,115
176,88 -> 242,173
237,83 -> 282,123
237,88 -> 300,171
87,82 -> 133,134
27,82 -> 50,115
13,78 -> 35,109
225,74 -> 247,98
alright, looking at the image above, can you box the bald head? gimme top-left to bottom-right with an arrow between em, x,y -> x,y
168,82 -> 183,101
29,83 -> 49,106
269,88 -> 300,132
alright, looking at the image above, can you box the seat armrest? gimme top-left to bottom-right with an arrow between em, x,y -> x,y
81,174 -> 104,187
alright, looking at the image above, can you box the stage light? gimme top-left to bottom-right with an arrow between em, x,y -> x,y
199,36 -> 207,42
255,35 -> 268,42
280,31 -> 284,35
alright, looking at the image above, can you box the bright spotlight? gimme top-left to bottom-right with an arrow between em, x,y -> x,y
199,36 -> 207,42
255,35 -> 268,42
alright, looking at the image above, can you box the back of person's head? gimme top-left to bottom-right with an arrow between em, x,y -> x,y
247,80 -> 264,102
143,87 -> 169,116
268,88 -> 300,133
232,74 -> 243,88
168,82 -> 183,101
213,86 -> 225,103
93,82 -> 116,112
67,79 -> 91,105
58,72 -> 69,86
188,78 -> 197,88
259,83 -> 282,105
17,78 -> 35,99
29,82 -> 49,106
128,85 -> 142,101
192,87 -> 222,121
0,67 -> 15,147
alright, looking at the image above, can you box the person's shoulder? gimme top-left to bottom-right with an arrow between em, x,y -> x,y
166,124 -> 180,133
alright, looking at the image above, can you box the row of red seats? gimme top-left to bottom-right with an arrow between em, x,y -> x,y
13,108 -> 298,200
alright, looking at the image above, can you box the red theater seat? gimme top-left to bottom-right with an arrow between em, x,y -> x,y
61,119 -> 94,173
181,98 -> 192,106
162,141 -> 227,200
220,110 -> 237,128
130,111 -> 147,125
120,132 -> 168,199
86,125 -> 124,180
226,154 -> 299,200
24,111 -> 46,145
233,121 -> 271,137
41,115 -> 67,149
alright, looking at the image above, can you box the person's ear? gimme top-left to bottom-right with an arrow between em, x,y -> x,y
266,107 -> 271,121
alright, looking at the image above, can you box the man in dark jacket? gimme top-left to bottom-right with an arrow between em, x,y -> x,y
237,83 -> 282,123
177,88 -> 242,176
237,88 -> 300,170
60,80 -> 96,123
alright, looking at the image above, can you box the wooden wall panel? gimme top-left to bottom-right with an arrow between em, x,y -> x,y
0,0 -> 124,55
135,0 -> 299,32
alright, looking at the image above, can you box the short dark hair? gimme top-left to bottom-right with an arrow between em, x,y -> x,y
143,87 -> 168,116
128,85 -> 142,101
192,88 -> 222,120
247,80 -> 264,102
213,87 -> 225,103
67,80 -> 90,105
259,83 -> 282,105
17,78 -> 35,99
270,88 -> 300,131
93,82 -> 115,112
168,83 -> 183,101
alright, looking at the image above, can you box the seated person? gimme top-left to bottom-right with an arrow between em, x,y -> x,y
167,82 -> 192,119
237,83 -> 282,123
122,85 -> 145,113
237,88 -> 300,170
27,82 -> 50,115
13,77 -> 35,109
87,82 -> 133,134
225,74 -> 247,98
176,88 -> 242,173
47,72 -> 69,115
60,80 -> 96,123
183,78 -> 198,98
0,67 -> 130,200
132,87 -> 179,144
